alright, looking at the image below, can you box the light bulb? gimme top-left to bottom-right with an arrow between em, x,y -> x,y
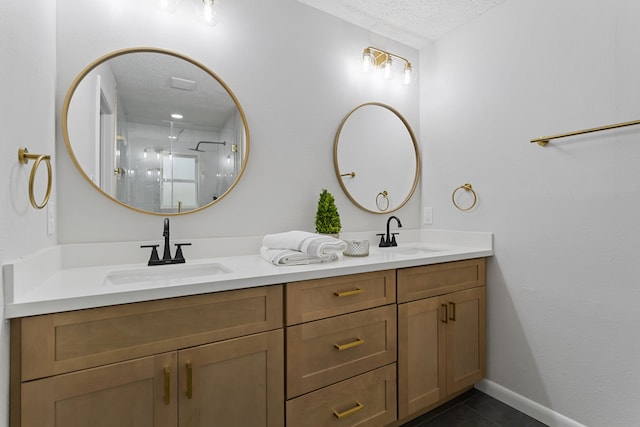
144,149 -> 148,159
362,48 -> 372,73
199,0 -> 218,26
403,63 -> 412,85
383,57 -> 392,80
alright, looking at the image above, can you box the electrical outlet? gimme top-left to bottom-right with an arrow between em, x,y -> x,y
423,207 -> 433,225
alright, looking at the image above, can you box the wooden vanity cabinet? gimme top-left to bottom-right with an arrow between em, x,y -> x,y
10,257 -> 488,427
10,286 -> 284,427
397,258 -> 486,420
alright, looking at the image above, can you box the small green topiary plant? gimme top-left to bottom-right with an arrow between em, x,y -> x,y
315,189 -> 341,235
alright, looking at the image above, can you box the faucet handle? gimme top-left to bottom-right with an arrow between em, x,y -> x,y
173,243 -> 192,263
377,233 -> 389,247
141,244 -> 160,266
390,233 -> 399,247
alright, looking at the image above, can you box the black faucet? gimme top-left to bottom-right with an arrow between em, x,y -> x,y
378,216 -> 402,247
141,218 -> 192,266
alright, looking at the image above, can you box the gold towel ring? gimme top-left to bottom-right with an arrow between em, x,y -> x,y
452,183 -> 477,211
18,147 -> 52,209
376,190 -> 390,211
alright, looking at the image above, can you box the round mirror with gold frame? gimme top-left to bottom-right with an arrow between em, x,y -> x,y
62,47 -> 250,215
334,102 -> 420,213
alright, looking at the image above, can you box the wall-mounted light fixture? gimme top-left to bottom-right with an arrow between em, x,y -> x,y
196,0 -> 219,26
362,47 -> 413,85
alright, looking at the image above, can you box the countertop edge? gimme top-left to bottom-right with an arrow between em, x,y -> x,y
4,247 -> 492,319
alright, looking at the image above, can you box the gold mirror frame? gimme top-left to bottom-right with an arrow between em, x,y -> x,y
62,47 -> 250,216
333,102 -> 420,214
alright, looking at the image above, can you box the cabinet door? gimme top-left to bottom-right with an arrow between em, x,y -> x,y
397,297 -> 446,418
21,352 -> 177,427
445,286 -> 486,395
178,330 -> 284,427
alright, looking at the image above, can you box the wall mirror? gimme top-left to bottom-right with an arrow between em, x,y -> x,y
334,102 -> 420,213
62,47 -> 249,215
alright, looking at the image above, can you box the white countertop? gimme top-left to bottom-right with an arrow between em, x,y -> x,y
3,229 -> 493,318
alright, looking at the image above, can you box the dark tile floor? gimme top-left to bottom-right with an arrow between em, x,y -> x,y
400,389 -> 548,427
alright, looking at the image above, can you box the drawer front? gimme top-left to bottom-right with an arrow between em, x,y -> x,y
397,258 -> 486,303
286,364 -> 397,427
286,270 -> 396,325
18,285 -> 283,381
286,305 -> 396,398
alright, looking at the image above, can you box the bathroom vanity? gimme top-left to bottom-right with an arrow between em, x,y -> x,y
5,232 -> 491,426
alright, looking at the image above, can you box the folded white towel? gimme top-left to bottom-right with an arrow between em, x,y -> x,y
260,246 -> 337,266
262,230 -> 347,258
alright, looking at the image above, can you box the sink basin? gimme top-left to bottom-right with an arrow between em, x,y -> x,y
383,245 -> 444,256
103,262 -> 231,286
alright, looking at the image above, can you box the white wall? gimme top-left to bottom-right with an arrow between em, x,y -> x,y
56,0 -> 421,243
421,1 -> 640,425
0,0 -> 57,425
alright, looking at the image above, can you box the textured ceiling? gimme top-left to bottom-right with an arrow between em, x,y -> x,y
294,0 -> 508,48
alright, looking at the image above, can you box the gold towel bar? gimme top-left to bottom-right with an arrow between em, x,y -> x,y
531,118 -> 640,146
18,147 -> 52,209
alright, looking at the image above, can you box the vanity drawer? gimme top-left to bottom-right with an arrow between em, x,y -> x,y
285,270 -> 396,325
397,258 -> 486,303
286,304 -> 396,398
286,364 -> 397,427
16,285 -> 283,381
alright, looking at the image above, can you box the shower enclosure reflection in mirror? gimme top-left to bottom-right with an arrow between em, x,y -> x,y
62,47 -> 250,215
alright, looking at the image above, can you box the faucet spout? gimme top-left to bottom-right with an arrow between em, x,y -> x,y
162,218 -> 171,261
381,215 -> 402,247
141,217 -> 191,266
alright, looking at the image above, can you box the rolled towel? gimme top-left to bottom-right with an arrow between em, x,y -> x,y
260,246 -> 336,266
262,230 -> 347,258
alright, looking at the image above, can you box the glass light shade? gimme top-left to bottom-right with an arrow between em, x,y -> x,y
383,58 -> 392,79
403,63 -> 412,85
362,48 -> 372,73
197,0 -> 219,26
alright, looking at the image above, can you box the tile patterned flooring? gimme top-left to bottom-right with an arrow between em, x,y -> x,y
400,389 -> 548,427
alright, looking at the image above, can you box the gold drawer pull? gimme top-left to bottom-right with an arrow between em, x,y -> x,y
164,367 -> 170,405
334,338 -> 365,351
333,402 -> 364,419
186,363 -> 193,399
334,288 -> 365,298
449,302 -> 456,321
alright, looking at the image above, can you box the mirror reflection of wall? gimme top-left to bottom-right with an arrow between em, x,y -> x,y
334,103 -> 420,213
63,48 -> 250,215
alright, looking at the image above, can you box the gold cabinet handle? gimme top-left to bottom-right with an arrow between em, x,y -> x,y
334,288 -> 365,298
441,304 -> 448,323
334,338 -> 365,351
186,363 -> 193,399
449,302 -> 456,321
164,367 -> 170,405
333,402 -> 364,419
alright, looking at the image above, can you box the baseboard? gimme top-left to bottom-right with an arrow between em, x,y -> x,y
475,380 -> 586,427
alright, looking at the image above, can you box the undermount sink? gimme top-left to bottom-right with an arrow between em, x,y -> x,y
103,262 -> 232,286
383,245 -> 444,256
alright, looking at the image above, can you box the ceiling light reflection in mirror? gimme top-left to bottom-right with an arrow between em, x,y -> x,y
62,47 -> 249,215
